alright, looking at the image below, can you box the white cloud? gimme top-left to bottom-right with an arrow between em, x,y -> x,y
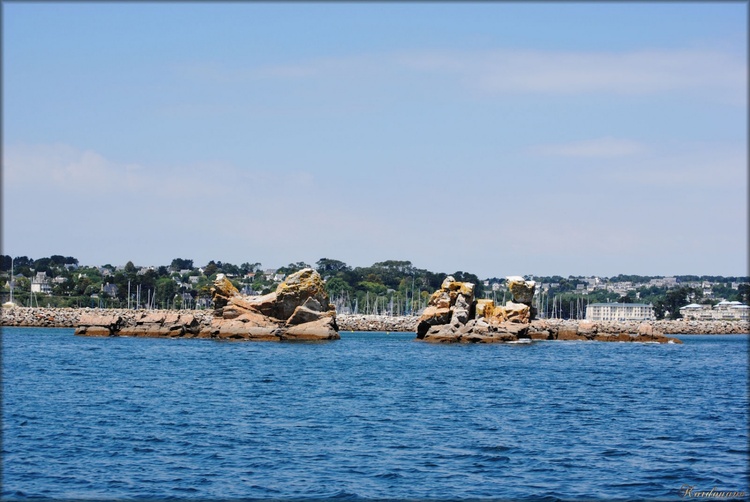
4,143 -> 149,194
605,146 -> 748,189
172,47 -> 745,111
532,137 -> 646,158
4,143 -> 264,199
396,49 -> 746,100
198,47 -> 746,100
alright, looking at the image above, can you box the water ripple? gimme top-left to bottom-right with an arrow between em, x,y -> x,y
1,329 -> 748,500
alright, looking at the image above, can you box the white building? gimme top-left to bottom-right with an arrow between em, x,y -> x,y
648,277 -> 678,288
679,301 -> 749,321
712,301 -> 749,321
31,272 -> 52,295
678,303 -> 713,320
586,302 -> 655,321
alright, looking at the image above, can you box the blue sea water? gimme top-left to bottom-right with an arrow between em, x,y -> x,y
1,327 -> 748,501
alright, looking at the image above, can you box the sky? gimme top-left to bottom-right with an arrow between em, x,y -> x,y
3,2 -> 747,278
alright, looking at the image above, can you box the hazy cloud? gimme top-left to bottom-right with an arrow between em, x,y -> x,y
183,47 -> 748,102
604,145 -> 747,189
5,143 -> 276,199
531,137 -> 646,158
396,49 -> 746,100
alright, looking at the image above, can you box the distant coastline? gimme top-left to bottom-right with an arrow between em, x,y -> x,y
1,307 -> 747,335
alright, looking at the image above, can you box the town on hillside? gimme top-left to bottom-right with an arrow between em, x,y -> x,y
1,255 -> 748,322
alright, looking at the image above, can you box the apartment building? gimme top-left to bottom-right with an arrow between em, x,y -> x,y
681,301 -> 750,321
586,302 -> 655,321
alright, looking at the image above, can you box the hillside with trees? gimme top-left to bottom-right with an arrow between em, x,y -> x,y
1,255 -> 747,320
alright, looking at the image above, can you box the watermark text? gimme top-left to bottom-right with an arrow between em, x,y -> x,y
680,484 -> 747,499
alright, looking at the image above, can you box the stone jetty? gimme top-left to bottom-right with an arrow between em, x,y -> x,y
334,316 -> 746,336
0,307 -> 214,329
337,314 -> 417,332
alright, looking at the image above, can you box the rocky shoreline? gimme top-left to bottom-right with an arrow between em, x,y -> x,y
1,307 -> 747,335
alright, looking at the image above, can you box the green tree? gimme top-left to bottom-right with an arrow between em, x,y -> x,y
203,261 -> 218,277
240,262 -> 262,274
315,258 -> 350,277
170,258 -> 194,271
73,276 -> 92,296
221,262 -> 240,276
654,286 -> 701,320
155,277 -> 177,308
325,276 -> 352,296
277,262 -> 311,275
358,281 -> 388,296
737,284 -> 750,304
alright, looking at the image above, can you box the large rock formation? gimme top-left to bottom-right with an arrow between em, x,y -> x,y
207,268 -> 339,341
416,276 -> 682,344
75,269 -> 339,341
416,275 -> 536,343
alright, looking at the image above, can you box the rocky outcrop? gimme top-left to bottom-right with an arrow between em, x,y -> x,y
116,312 -> 202,338
506,276 -> 535,305
75,313 -> 123,337
415,275 -> 538,343
207,268 -> 339,341
70,269 -> 339,341
415,276 -> 685,344
70,309 -> 213,337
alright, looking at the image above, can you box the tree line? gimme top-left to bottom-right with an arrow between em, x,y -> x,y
1,255 -> 747,318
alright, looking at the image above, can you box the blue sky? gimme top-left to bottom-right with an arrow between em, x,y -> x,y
3,2 -> 747,278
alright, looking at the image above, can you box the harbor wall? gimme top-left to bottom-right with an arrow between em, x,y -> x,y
1,307 -> 747,335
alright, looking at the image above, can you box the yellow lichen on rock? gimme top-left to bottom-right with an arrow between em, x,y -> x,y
275,268 -> 331,321
506,276 -> 535,305
503,301 -> 531,323
475,299 -> 495,318
214,274 -> 239,297
486,306 -> 508,324
458,282 -> 475,298
210,273 -> 240,309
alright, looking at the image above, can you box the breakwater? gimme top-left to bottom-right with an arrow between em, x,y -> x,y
337,314 -> 418,332
0,307 -> 212,329
1,308 -> 747,335
337,315 -> 748,335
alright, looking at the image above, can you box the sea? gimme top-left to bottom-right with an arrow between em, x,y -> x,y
2,327 -> 748,501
